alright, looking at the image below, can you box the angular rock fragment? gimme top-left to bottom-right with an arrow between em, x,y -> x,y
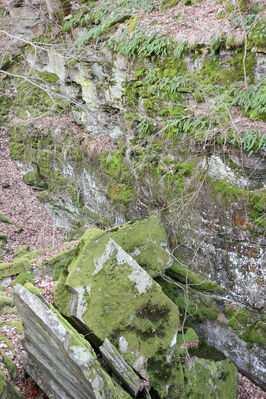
100,338 -> 141,397
13,284 -> 130,399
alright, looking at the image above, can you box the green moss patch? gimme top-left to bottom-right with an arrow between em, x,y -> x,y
13,245 -> 29,258
224,304 -> 265,346
12,272 -> 34,287
23,282 -> 44,297
183,358 -> 238,399
40,246 -> 77,280
0,369 -> 22,398
0,335 -> 15,354
0,295 -> 14,310
166,262 -> 225,293
100,150 -> 134,205
0,349 -> 17,380
0,213 -> 12,225
0,259 -> 30,279
111,215 -> 172,277
38,71 -> 59,83
158,277 -> 219,324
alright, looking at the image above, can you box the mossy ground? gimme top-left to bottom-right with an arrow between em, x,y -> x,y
0,369 -> 22,398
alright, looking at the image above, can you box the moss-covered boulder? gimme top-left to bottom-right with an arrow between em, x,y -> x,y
111,215 -> 173,277
53,225 -> 239,398
0,259 -> 30,280
37,245 -> 77,280
54,227 -> 184,397
183,357 -> 238,399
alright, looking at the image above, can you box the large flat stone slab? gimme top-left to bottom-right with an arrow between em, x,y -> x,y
13,284 -> 130,399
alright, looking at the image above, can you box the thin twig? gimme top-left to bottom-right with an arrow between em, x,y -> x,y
236,0 -> 248,90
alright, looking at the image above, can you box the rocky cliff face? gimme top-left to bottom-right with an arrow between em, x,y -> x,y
7,26 -> 265,309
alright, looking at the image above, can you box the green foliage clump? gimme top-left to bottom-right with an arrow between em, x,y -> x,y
0,295 -> 14,310
165,113 -> 210,139
173,41 -> 189,58
15,322 -> 24,335
248,191 -> 266,227
77,13 -> 131,45
38,71 -> 59,83
137,117 -> 156,136
13,245 -> 29,258
62,6 -> 95,33
162,0 -> 180,10
209,34 -> 226,59
100,151 -> 133,204
0,335 -> 15,354
106,29 -> 168,60
229,77 -> 266,121
248,20 -> 266,48
230,129 -> 266,156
